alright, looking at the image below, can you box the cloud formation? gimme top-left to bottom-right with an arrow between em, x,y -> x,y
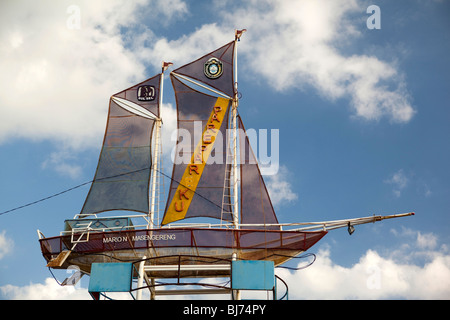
0,0 -> 185,149
41,149 -> 83,179
0,231 -> 13,260
276,229 -> 450,300
141,0 -> 415,123
384,169 -> 409,197
225,0 -> 415,123
265,166 -> 298,207
0,277 -> 90,300
0,0 -> 414,152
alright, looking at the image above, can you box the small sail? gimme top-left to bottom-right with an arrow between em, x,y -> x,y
172,41 -> 235,98
113,74 -> 161,118
161,75 -> 233,225
80,74 -> 161,217
239,116 -> 279,229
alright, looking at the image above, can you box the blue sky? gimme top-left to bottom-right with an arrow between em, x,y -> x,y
0,0 -> 449,299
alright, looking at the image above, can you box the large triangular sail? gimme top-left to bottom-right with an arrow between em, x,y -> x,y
80,74 -> 161,217
161,75 -> 233,224
238,116 -> 279,229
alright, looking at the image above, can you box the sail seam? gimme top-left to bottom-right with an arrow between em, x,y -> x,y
171,72 -> 232,99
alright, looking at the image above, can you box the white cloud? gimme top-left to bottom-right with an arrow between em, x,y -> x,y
0,277 -> 91,300
384,169 -> 409,197
137,23 -> 231,69
276,236 -> 450,300
391,227 -> 440,256
0,230 -> 14,260
231,0 -> 414,123
265,165 -> 298,207
416,232 -> 438,250
41,149 -> 83,179
0,0 -> 414,153
0,0 -> 186,149
137,0 -> 414,123
417,181 -> 432,198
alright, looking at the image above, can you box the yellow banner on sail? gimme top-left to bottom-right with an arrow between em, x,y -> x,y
162,97 -> 230,225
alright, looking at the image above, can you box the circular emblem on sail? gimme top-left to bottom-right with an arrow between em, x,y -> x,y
204,57 -> 223,79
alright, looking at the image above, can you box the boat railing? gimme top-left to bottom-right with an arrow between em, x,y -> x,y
249,212 -> 415,232
71,213 -> 150,220
57,212 -> 414,236
161,222 -> 235,229
37,229 -> 46,240
160,212 -> 414,232
60,213 -> 151,236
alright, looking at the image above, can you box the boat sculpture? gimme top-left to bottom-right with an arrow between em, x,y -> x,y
38,30 -> 414,295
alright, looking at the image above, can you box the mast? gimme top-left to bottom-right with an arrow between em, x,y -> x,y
149,120 -> 160,228
232,30 -> 245,300
149,62 -> 172,228
232,29 -> 246,229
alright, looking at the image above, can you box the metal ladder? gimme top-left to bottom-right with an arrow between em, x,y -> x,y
221,136 -> 236,225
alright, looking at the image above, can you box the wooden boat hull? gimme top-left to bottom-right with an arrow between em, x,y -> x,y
39,227 -> 327,278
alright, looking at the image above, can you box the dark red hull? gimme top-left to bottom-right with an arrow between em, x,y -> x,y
39,227 -> 327,277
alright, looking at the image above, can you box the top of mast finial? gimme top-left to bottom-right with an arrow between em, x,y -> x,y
235,29 -> 246,41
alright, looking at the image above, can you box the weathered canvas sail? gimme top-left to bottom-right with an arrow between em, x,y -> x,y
172,41 -> 235,98
80,74 -> 161,216
162,75 -> 233,225
239,116 -> 279,229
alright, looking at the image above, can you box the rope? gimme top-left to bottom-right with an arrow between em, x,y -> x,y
0,167 -> 149,217
274,253 -> 317,270
0,166 -> 226,217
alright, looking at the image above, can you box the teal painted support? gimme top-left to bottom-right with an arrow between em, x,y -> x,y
231,260 -> 275,291
88,263 -> 133,299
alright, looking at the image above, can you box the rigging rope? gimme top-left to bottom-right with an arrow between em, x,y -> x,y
0,167 -> 148,217
274,253 -> 317,270
0,180 -> 92,216
0,166 -> 224,217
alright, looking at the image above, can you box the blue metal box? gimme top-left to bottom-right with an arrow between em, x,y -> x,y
231,260 -> 275,290
88,263 -> 133,293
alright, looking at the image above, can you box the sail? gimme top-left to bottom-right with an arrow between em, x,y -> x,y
161,75 -> 233,225
113,74 -> 161,118
80,74 -> 161,216
172,41 -> 235,98
239,116 -> 279,229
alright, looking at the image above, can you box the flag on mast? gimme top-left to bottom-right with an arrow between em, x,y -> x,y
235,29 -> 246,41
162,61 -> 173,72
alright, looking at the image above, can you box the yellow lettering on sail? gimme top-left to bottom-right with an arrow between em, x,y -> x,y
162,97 -> 229,225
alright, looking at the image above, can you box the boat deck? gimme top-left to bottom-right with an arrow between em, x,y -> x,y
39,227 -> 327,277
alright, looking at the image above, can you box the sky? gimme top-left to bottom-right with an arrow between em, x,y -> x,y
0,0 -> 449,300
